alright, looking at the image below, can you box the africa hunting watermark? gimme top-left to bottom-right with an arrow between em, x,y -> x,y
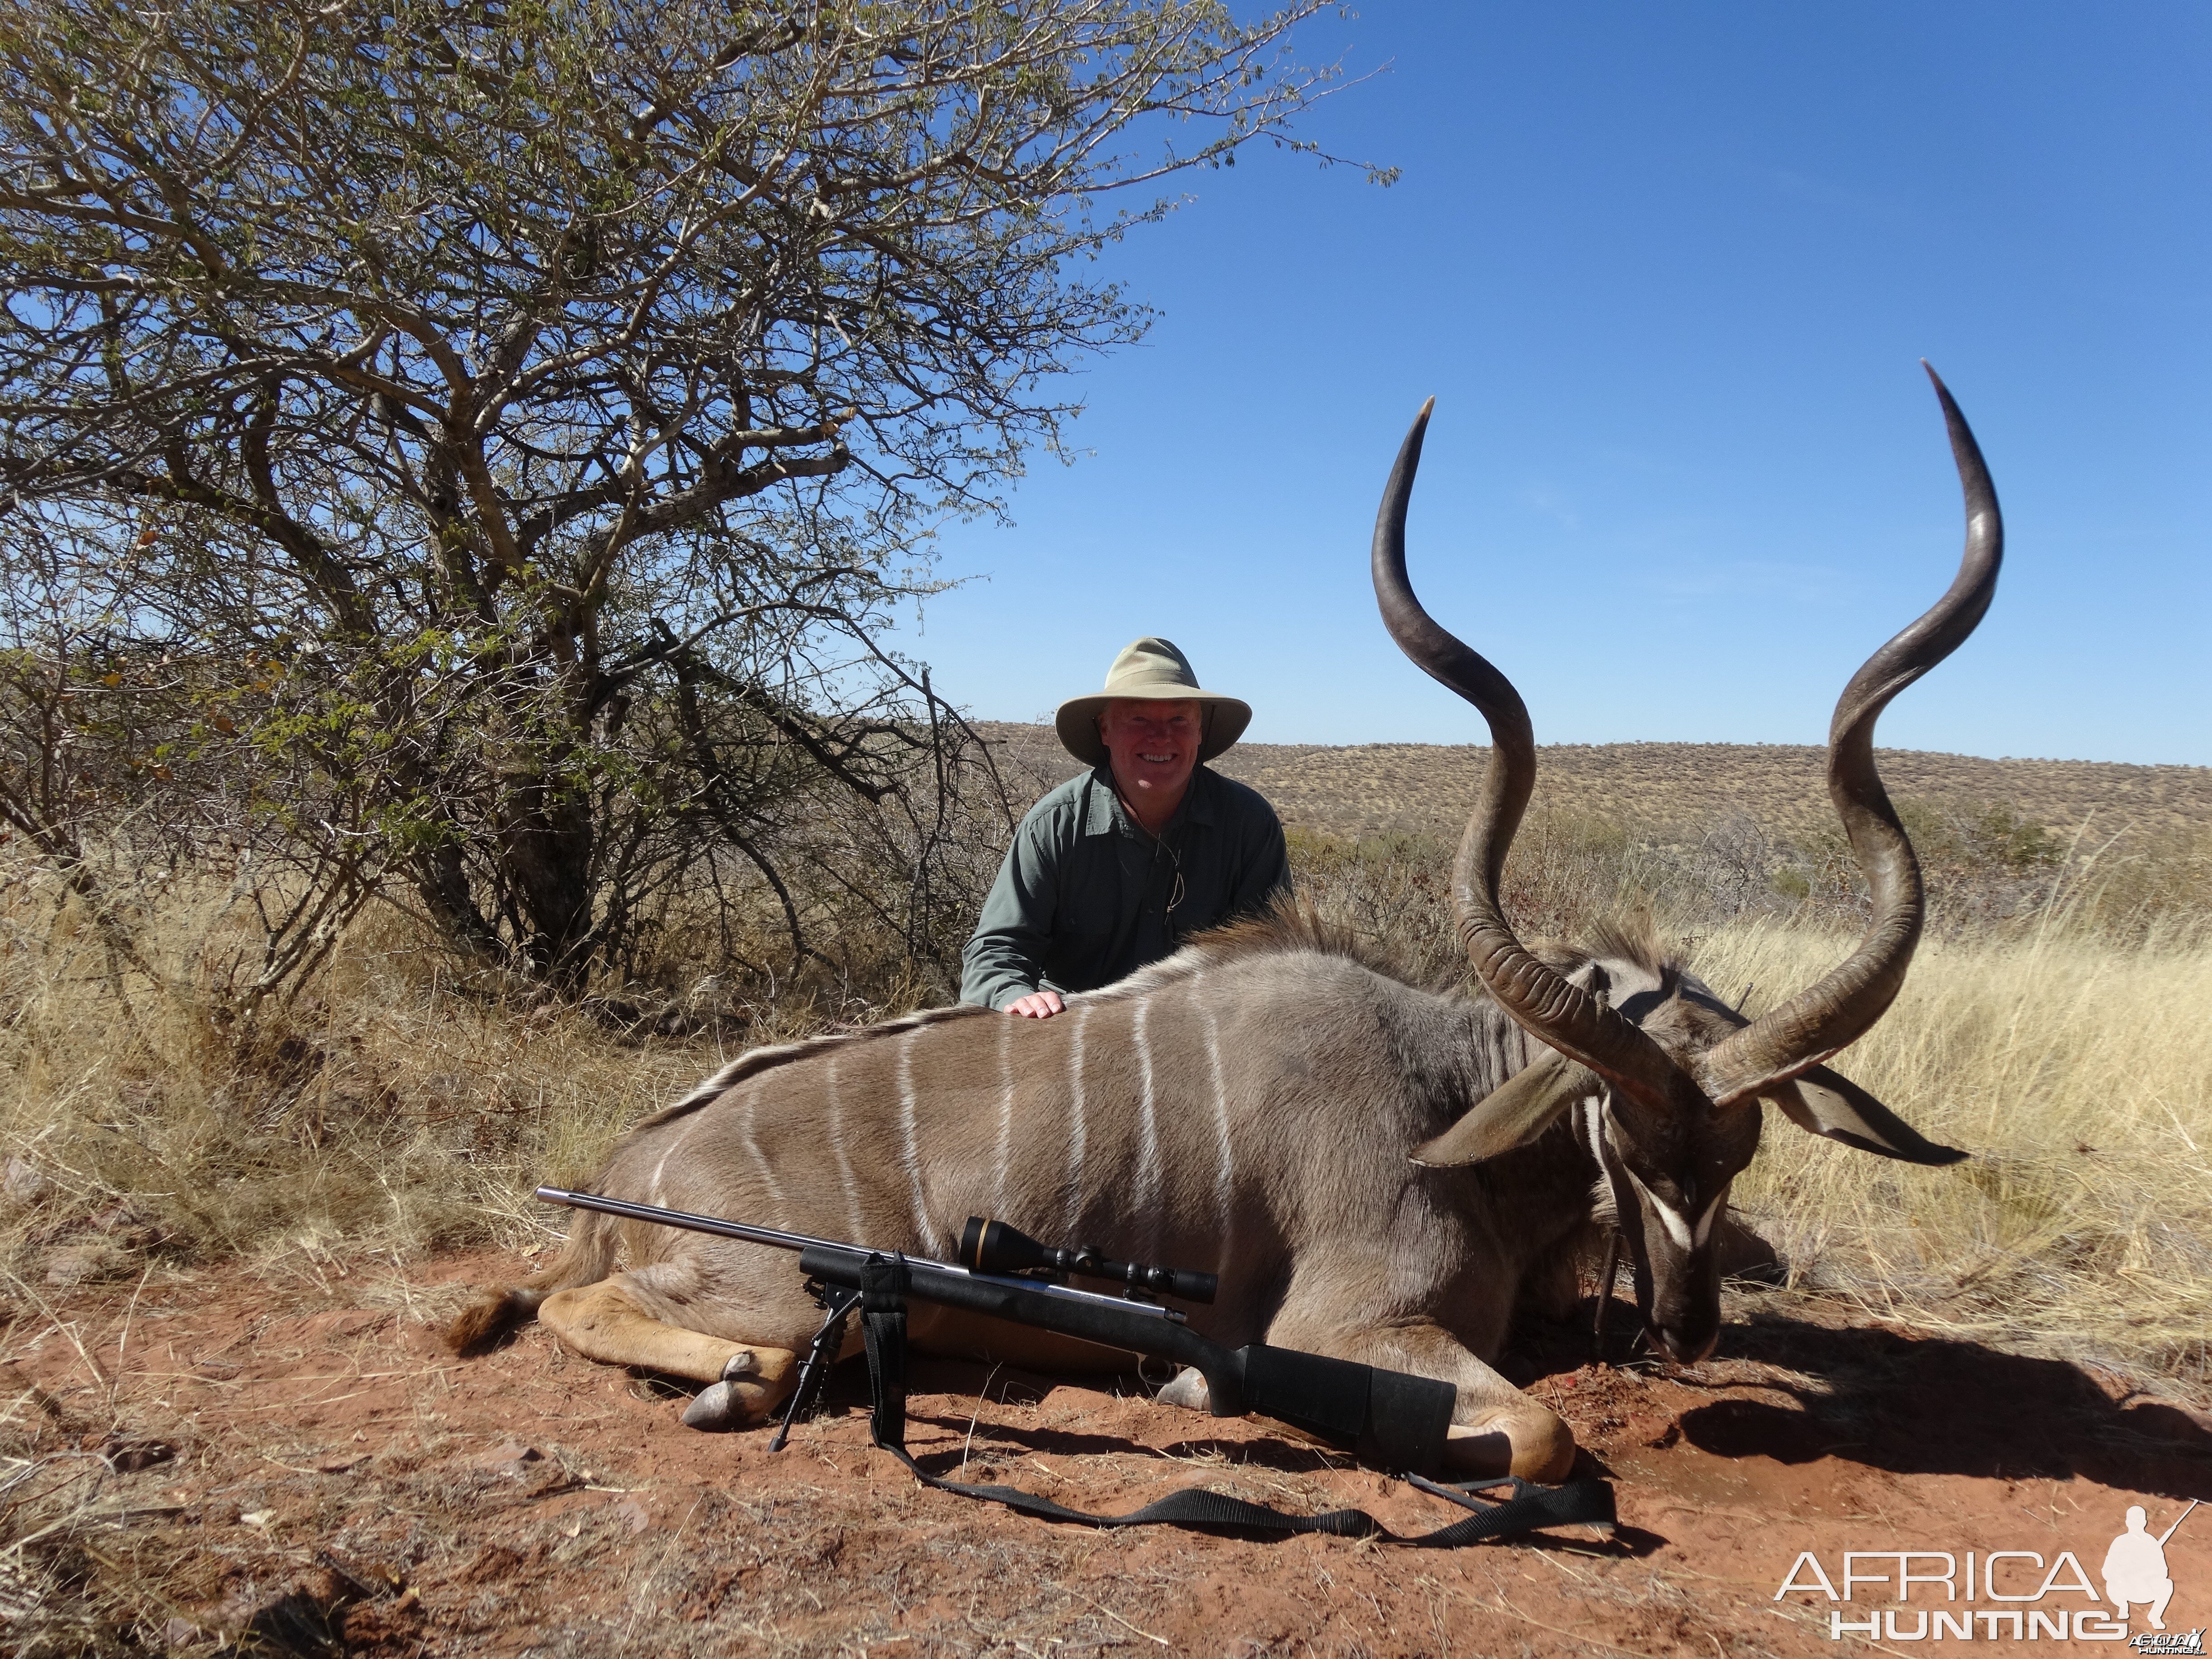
1774,1502 -> 2199,1645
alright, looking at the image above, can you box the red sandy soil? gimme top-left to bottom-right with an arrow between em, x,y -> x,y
6,1251 -> 2210,1657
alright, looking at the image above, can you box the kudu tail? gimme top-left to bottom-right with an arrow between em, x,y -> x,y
442,1206 -> 619,1357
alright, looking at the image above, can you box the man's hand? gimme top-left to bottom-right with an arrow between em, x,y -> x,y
1004,990 -> 1065,1019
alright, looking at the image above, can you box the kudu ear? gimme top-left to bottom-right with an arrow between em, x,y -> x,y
1763,1064 -> 1967,1166
1411,1049 -> 1599,1168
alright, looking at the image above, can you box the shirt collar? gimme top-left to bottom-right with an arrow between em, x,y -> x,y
1082,766 -> 1217,836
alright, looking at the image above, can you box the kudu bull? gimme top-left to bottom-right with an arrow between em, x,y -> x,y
449,367 -> 1996,1482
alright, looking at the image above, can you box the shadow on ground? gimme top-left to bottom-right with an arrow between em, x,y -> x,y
1514,1292 -> 2212,1499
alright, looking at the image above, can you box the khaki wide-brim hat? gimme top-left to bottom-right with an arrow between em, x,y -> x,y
1054,637 -> 1252,769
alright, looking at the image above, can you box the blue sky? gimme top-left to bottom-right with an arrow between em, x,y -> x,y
890,3 -> 2209,767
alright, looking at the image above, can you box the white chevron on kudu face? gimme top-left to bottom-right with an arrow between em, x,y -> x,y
1583,1067 -> 1734,1253
1695,1186 -> 1729,1247
1626,1168 -> 1692,1251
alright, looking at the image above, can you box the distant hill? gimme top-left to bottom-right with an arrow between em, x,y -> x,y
973,723 -> 2212,846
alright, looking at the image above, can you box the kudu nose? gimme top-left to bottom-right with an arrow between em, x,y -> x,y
1649,1323 -> 1719,1366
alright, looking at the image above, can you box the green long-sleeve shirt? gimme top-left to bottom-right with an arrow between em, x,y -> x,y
959,766 -> 1291,1010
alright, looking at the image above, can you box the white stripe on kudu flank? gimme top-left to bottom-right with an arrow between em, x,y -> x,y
1134,998 -> 1161,1253
1202,999 -> 1234,1267
898,1031 -> 930,1246
740,1087 -> 785,1222
648,1144 -> 674,1206
827,1053 -> 864,1243
1065,1003 -> 1091,1237
993,1013 -> 1014,1217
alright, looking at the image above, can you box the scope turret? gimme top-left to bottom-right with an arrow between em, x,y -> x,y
958,1216 -> 1218,1306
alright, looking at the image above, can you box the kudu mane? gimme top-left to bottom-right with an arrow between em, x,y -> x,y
629,1002 -> 993,1134
1111,902 -> 1420,991
1111,900 -> 1676,1002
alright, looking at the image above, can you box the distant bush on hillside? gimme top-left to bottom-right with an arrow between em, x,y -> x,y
1284,794 -> 2210,974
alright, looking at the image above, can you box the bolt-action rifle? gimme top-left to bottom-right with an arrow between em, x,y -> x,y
538,1185 -> 1452,1473
535,1186 -> 1616,1546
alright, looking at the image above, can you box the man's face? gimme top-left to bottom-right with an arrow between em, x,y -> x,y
1098,698 -> 1204,806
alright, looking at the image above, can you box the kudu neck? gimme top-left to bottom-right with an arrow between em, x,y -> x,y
1452,1003 -> 1608,1255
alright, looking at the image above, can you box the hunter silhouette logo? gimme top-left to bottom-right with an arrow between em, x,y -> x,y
2107,1502 -> 2190,1629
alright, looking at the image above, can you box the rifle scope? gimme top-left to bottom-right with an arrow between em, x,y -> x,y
958,1216 -> 1218,1306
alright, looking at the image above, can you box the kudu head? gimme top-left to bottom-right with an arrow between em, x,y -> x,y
1381,366 -> 1997,1364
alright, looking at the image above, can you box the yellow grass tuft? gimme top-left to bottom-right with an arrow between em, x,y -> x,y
0,893 -> 731,1282
1707,918 -> 2212,1381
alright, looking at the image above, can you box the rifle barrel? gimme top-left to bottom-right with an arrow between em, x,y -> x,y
537,1186 -> 850,1256
534,1186 -> 1183,1325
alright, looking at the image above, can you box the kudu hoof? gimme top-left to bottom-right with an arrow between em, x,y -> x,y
680,1351 -> 762,1430
680,1381 -> 745,1430
1155,1366 -> 1211,1412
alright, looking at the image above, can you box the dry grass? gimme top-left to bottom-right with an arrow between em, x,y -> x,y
1706,917 -> 2212,1384
1,753 -> 2207,1396
0,886 -> 802,1293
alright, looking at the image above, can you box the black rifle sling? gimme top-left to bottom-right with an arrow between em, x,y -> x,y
850,1254 -> 1616,1548
858,1253 -> 912,1453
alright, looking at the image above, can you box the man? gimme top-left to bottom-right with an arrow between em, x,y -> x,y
961,637 -> 1290,1017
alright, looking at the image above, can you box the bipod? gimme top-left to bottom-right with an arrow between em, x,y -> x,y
767,1281 -> 861,1453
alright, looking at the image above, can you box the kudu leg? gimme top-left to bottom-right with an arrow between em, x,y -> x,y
1395,1326 -> 1578,1484
539,1273 -> 801,1429
1260,1314 -> 1577,1484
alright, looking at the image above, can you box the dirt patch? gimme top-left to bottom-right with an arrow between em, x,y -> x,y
6,1256 -> 2209,1655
